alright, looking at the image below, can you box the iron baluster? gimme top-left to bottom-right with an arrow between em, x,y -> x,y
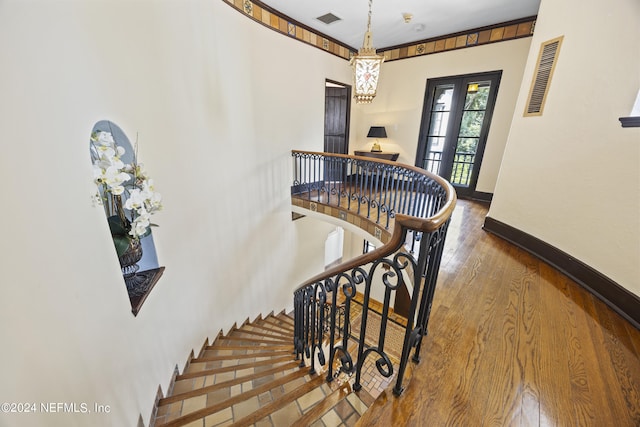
290,150 -> 456,398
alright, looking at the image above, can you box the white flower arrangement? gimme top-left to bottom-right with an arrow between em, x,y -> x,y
91,130 -> 162,257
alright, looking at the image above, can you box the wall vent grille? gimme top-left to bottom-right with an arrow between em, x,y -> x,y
525,36 -> 563,116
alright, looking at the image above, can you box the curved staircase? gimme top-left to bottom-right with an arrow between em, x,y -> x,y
152,311 -> 375,427
152,151 -> 457,426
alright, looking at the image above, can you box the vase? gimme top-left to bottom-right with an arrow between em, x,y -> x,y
119,238 -> 143,279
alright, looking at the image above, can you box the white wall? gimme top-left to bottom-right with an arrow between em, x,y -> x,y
349,37 -> 532,194
488,0 -> 640,295
292,218 -> 341,285
0,1 -> 351,426
324,227 -> 344,267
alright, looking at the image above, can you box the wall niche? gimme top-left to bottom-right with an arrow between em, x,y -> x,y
90,120 -> 164,315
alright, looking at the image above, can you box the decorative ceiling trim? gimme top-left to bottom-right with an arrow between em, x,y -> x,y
223,0 -> 536,63
223,0 -> 355,60
380,17 -> 536,62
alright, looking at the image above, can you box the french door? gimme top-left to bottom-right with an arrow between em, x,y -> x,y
416,71 -> 501,197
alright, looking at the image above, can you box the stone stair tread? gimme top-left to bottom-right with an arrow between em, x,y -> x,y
177,355 -> 295,380
261,316 -> 295,332
230,326 -> 292,341
243,322 -> 292,339
289,382 -> 352,427
354,354 -> 417,426
229,374 -> 326,427
275,312 -> 295,325
153,307 -> 395,427
205,343 -> 293,351
158,361 -> 300,406
156,369 -> 311,427
190,349 -> 292,363
217,335 -> 292,345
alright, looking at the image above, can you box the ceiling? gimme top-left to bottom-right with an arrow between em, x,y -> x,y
258,0 -> 541,50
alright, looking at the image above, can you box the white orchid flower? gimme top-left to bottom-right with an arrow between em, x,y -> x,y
111,158 -> 125,171
93,164 -> 105,180
131,223 -> 148,238
103,167 -> 130,192
91,130 -> 161,245
111,185 -> 125,195
124,188 -> 144,210
129,209 -> 151,237
95,131 -> 115,146
148,192 -> 162,211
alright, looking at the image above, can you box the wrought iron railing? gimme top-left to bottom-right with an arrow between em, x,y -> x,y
424,150 -> 443,175
291,150 -> 456,395
451,152 -> 475,186
424,150 -> 476,187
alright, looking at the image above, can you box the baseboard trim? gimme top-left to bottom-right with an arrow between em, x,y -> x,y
483,216 -> 640,330
470,191 -> 493,203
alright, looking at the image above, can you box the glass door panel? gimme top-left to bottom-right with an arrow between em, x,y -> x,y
424,84 -> 454,175
416,72 -> 502,197
452,81 -> 490,187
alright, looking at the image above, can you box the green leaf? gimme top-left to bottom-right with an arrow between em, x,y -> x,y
107,215 -> 128,236
112,235 -> 131,257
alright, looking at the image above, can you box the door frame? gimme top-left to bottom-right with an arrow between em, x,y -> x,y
324,79 -> 351,155
415,70 -> 502,198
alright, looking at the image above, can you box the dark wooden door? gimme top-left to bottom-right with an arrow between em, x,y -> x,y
324,81 -> 350,181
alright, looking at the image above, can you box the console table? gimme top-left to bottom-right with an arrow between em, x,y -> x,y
354,151 -> 400,161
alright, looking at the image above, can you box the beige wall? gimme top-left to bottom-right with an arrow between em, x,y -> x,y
1,0 -> 637,426
0,1 -> 350,426
349,37 -> 532,194
488,0 -> 640,295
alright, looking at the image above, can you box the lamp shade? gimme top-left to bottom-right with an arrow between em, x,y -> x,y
367,126 -> 387,138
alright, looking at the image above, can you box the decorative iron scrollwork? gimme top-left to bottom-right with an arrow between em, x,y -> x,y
291,150 -> 455,396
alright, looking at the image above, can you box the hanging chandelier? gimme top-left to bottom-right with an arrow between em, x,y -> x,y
350,0 -> 384,104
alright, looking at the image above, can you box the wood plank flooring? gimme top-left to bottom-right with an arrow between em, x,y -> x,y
356,199 -> 640,427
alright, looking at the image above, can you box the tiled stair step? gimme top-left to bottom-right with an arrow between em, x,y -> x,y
176,355 -> 296,381
354,359 -> 417,426
323,327 -> 397,402
299,390 -> 371,427
231,326 -> 292,342
276,312 -> 295,326
228,374 -> 326,427
158,361 -> 301,406
289,381 -> 351,427
156,368 -> 311,427
218,335 -> 292,345
246,313 -> 294,332
261,315 -> 295,332
243,322 -> 293,340
258,321 -> 294,335
204,343 -> 293,352
189,349 -> 293,363
153,311 -> 383,427
245,378 -> 372,427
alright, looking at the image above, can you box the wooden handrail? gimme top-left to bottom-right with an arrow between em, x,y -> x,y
292,150 -> 457,292
291,149 -> 457,394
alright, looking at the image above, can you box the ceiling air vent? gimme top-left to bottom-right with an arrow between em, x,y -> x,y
525,36 -> 564,116
316,13 -> 341,25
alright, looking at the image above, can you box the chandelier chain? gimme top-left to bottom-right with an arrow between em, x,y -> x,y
367,0 -> 373,32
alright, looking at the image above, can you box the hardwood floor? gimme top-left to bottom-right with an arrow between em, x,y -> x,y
356,199 -> 640,426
